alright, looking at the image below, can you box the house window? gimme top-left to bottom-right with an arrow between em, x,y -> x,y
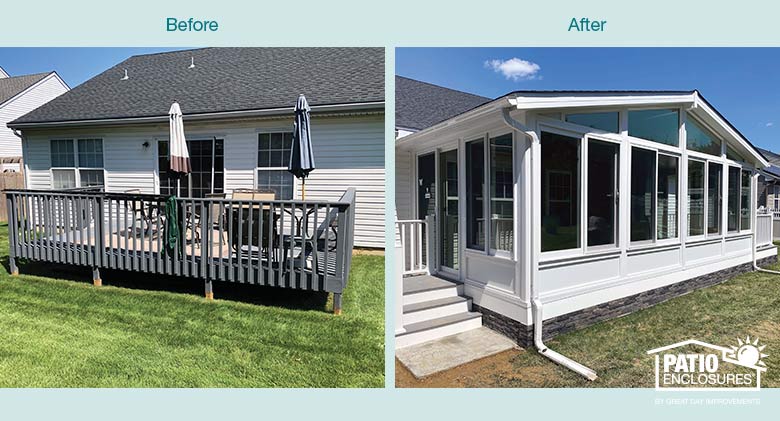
628,109 -> 679,146
257,132 -> 294,200
688,160 -> 705,236
541,131 -> 580,252
630,147 -> 656,242
708,162 -> 723,235
565,112 -> 619,133
587,139 -> 619,247
657,155 -> 678,240
490,134 -> 513,253
466,139 -> 485,250
727,167 -> 740,232
741,170 -> 751,230
50,138 -> 104,189
686,115 -> 722,156
773,185 -> 780,210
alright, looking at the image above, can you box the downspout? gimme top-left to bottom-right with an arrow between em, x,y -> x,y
501,107 -> 598,381
752,172 -> 780,274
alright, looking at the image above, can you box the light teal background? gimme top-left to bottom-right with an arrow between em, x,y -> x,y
2,0 -> 780,418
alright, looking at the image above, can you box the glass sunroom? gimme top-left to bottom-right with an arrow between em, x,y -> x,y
395,90 -> 775,336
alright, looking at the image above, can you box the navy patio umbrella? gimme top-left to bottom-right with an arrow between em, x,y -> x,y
288,94 -> 316,199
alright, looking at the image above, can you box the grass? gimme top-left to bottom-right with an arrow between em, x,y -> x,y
0,224 -> 384,387
399,245 -> 780,388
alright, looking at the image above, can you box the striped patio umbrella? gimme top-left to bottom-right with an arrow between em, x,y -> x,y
288,94 -> 316,200
168,101 -> 191,174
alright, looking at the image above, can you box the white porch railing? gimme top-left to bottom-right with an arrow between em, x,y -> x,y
756,210 -> 774,247
397,217 -> 432,276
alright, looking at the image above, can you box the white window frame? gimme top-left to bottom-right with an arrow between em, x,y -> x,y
537,119 -> 623,260
686,157 -> 708,241
255,130 -> 297,200
487,131 -> 515,258
50,138 -> 105,189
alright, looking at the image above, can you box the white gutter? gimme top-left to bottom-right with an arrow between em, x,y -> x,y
501,105 -> 598,381
752,172 -> 780,275
8,101 -> 385,129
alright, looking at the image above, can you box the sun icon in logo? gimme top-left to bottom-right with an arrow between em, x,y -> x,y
727,336 -> 768,368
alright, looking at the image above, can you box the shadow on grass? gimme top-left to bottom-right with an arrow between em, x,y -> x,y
0,255 -> 329,312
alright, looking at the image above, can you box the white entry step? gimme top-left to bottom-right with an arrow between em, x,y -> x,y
397,274 -> 483,348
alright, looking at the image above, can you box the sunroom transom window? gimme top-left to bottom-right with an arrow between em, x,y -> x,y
50,138 -> 104,189
565,111 -> 619,133
686,115 -> 722,156
628,109 -> 680,147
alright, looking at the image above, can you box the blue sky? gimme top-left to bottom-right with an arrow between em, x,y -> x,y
397,48 -> 780,151
0,48 -> 191,87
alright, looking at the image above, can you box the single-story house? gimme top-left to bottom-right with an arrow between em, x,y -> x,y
0,66 -> 69,171
756,147 -> 780,210
394,78 -> 776,377
7,48 -> 385,248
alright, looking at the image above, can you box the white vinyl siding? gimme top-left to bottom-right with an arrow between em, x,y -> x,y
0,74 -> 69,158
21,112 -> 385,248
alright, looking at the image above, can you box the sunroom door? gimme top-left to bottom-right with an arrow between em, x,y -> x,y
438,148 -> 459,272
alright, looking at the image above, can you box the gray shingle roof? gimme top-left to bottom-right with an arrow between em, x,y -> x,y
395,76 -> 490,131
0,72 -> 51,106
12,48 -> 384,125
758,148 -> 780,167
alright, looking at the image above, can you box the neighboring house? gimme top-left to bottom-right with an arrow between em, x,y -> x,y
0,66 -> 69,171
756,147 -> 780,210
9,48 -> 385,248
394,80 -> 777,368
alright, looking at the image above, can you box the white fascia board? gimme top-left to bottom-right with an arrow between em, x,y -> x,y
395,98 -> 510,149
509,92 -> 696,110
0,72 -> 64,110
691,94 -> 770,168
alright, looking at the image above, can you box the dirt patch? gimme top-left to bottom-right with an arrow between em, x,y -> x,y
396,348 -> 560,388
353,248 -> 384,256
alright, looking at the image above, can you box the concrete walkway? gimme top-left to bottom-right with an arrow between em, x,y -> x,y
396,327 -> 517,378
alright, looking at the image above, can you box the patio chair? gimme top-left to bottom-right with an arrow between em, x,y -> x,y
283,192 -> 345,274
201,192 -> 227,245
229,189 -> 280,260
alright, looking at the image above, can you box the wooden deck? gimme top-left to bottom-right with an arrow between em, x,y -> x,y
5,188 -> 356,311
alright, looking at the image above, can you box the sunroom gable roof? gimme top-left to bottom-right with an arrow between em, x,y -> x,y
399,89 -> 769,168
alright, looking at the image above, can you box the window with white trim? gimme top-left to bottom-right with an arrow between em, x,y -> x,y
50,138 -> 104,189
257,132 -> 294,200
629,147 -> 679,243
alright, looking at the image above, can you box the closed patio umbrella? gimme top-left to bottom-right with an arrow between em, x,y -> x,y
288,94 -> 315,199
169,101 -> 191,174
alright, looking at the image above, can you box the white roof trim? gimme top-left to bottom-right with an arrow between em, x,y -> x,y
398,91 -> 769,168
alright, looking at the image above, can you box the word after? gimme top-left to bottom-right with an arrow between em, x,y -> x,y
568,17 -> 606,32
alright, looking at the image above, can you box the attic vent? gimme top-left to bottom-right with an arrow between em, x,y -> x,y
120,69 -> 129,80
189,57 -> 195,69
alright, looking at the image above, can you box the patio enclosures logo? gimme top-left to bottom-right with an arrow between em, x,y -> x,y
647,338 -> 768,391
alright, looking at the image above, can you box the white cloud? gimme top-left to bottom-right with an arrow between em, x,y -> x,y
484,58 -> 541,81
767,122 -> 774,127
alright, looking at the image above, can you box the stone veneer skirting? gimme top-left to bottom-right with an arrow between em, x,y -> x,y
473,254 -> 778,348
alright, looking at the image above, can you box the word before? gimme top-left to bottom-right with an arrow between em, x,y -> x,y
568,17 -> 606,32
166,18 -> 219,32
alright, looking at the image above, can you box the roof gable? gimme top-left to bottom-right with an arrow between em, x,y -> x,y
395,76 -> 489,131
0,72 -> 51,106
12,48 -> 384,125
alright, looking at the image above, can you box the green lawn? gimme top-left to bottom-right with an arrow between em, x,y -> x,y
497,249 -> 780,387
0,224 -> 384,387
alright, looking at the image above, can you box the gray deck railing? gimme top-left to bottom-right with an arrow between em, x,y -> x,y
5,188 -> 356,312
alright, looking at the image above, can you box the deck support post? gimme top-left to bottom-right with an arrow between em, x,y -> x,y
9,257 -> 18,276
92,267 -> 101,286
333,293 -> 342,315
205,279 -> 214,300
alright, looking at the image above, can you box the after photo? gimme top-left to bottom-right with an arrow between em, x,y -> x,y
394,47 -> 779,388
